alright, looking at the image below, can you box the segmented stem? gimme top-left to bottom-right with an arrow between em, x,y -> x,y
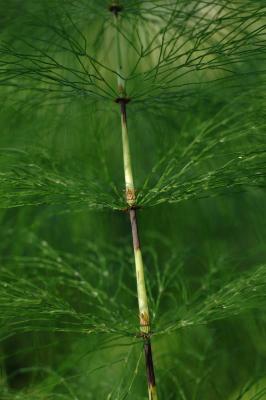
111,5 -> 158,399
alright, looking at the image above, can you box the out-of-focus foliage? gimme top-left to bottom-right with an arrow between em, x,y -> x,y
0,0 -> 265,399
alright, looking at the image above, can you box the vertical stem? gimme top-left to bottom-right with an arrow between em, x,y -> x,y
119,100 -> 135,205
110,4 -> 158,399
114,10 -> 126,97
129,206 -> 158,400
129,207 -> 149,334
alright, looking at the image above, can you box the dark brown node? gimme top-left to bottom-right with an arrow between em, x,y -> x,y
108,3 -> 123,16
135,331 -> 151,343
120,204 -> 141,213
117,97 -> 131,125
115,97 -> 131,104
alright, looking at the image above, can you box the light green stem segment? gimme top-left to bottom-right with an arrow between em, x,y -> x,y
149,386 -> 158,400
120,107 -> 135,205
134,247 -> 150,333
114,12 -> 126,96
129,210 -> 150,334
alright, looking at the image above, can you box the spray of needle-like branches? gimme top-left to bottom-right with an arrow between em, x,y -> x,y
0,232 -> 266,398
0,0 -> 265,107
0,149 -> 123,210
0,1 -> 264,212
0,99 -> 264,211
0,232 -> 266,338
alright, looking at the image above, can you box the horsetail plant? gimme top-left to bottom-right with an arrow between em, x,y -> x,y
0,0 -> 265,399
112,4 -> 157,398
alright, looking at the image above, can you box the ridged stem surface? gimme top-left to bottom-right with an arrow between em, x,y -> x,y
112,7 -> 158,399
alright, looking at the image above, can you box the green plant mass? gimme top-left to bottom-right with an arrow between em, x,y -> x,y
0,0 -> 265,399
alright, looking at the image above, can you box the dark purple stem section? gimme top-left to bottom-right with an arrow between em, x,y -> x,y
129,208 -> 140,250
144,338 -> 156,390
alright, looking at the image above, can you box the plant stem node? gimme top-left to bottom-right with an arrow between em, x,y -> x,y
120,205 -> 141,213
115,97 -> 131,104
136,332 -> 151,340
109,3 -> 123,15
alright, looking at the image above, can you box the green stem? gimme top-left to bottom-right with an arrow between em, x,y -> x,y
119,99 -> 135,205
111,5 -> 158,399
